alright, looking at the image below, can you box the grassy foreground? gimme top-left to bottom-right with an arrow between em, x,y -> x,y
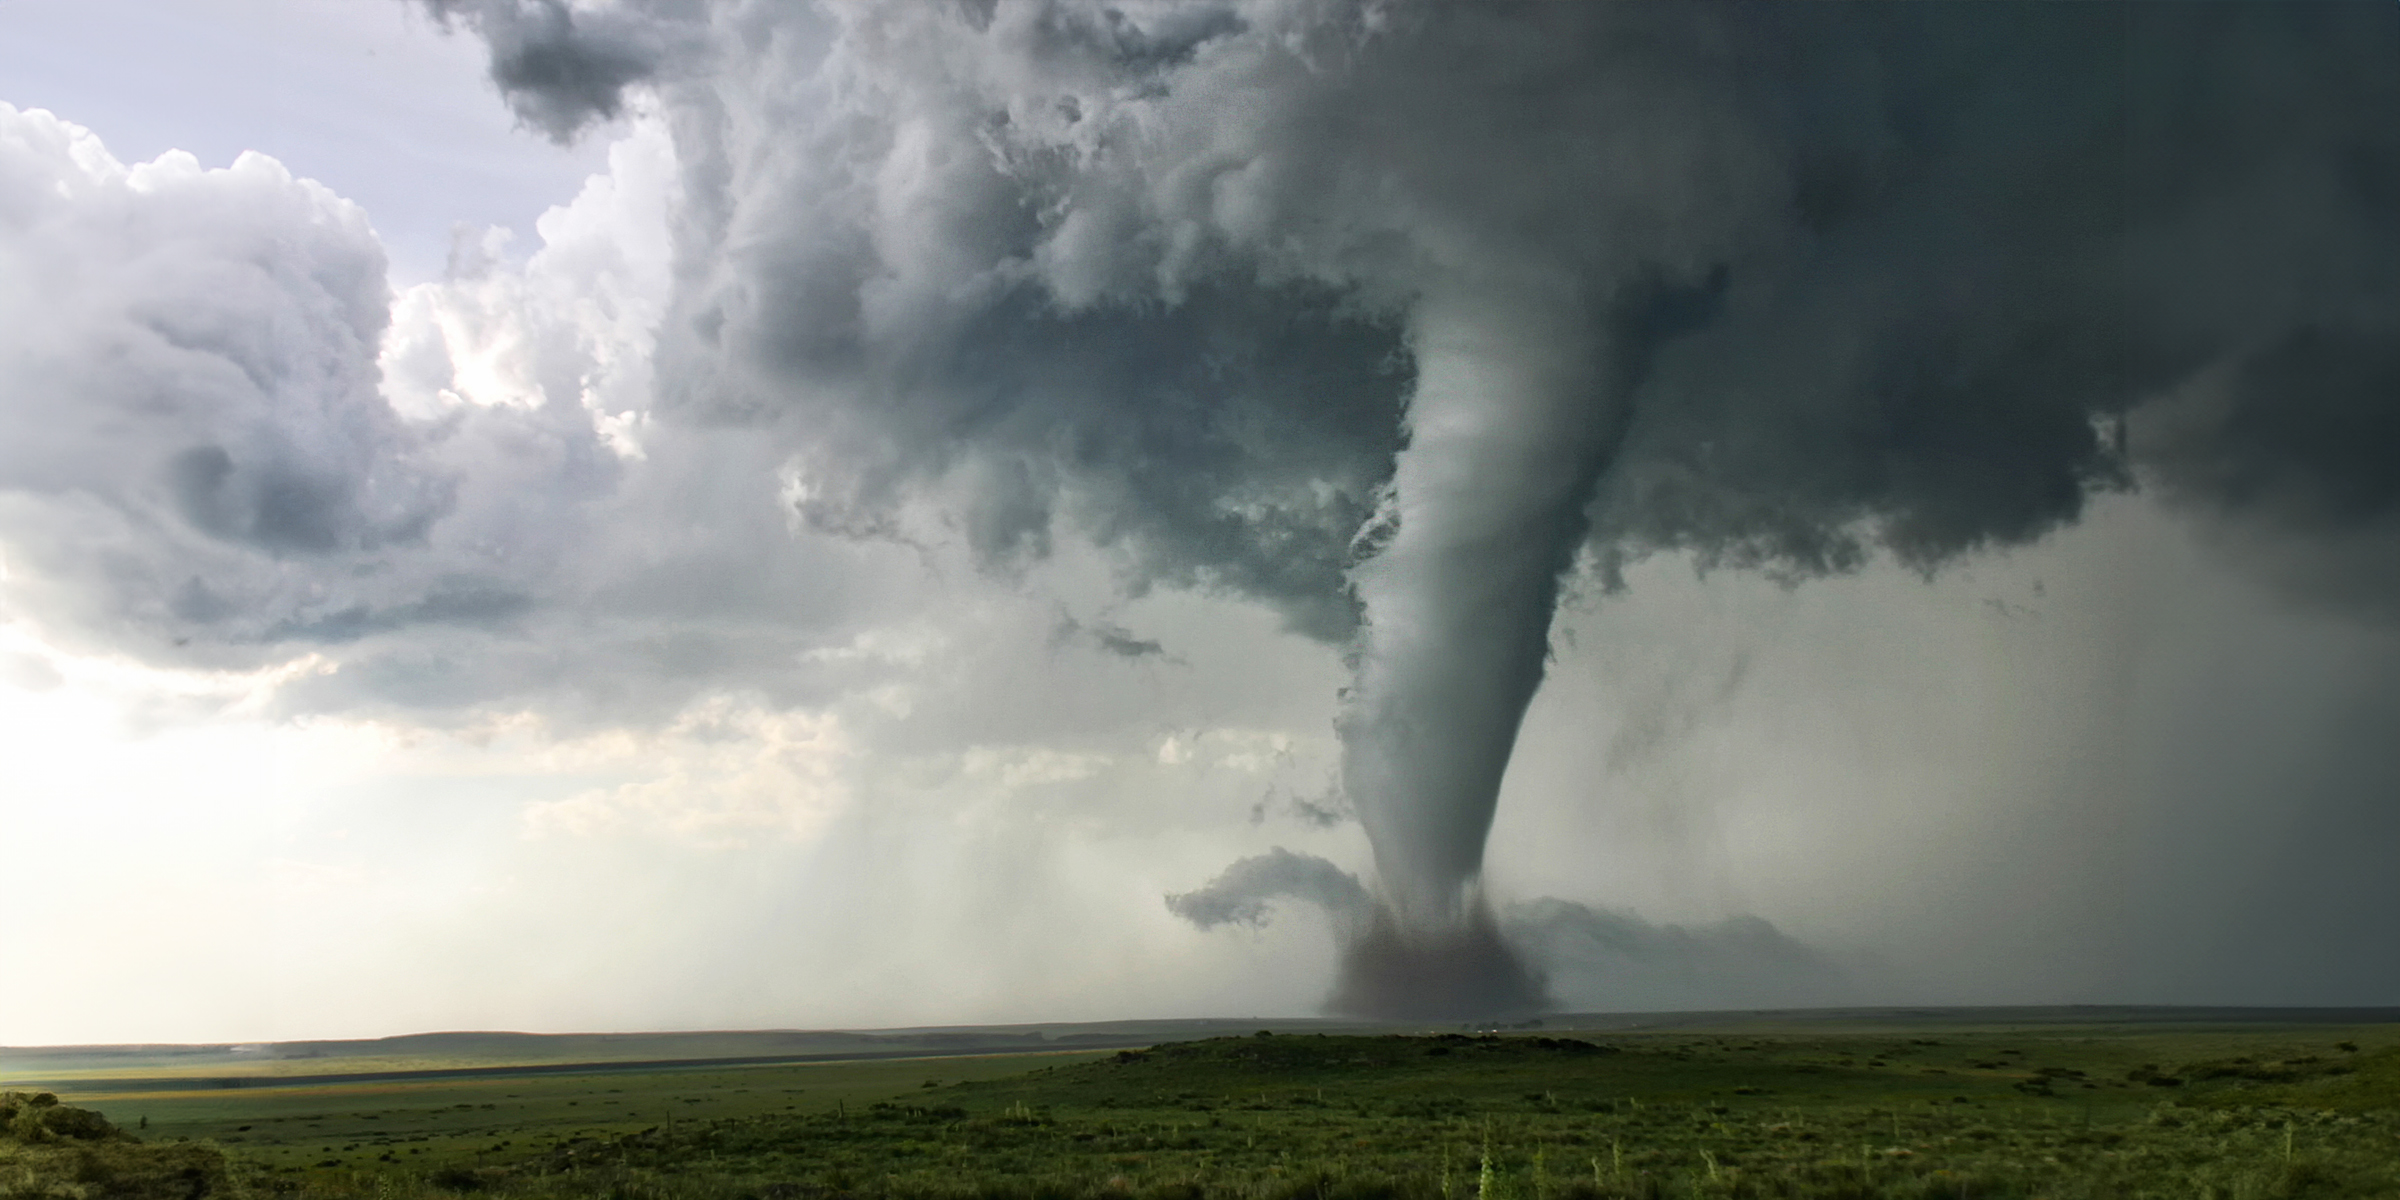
9,1022 -> 2399,1199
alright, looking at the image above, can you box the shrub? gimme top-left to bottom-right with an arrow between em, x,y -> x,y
2,1090 -> 123,1144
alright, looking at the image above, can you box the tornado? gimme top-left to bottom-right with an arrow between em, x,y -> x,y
420,0 -> 2400,1022
1334,276 -> 1620,1017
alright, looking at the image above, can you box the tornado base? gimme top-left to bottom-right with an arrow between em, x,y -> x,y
1326,901 -> 1548,1021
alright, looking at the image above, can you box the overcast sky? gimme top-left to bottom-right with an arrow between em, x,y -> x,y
1,0 -> 2395,1046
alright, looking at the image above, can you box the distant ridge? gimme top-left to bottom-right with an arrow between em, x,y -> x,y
1536,1004 -> 2400,1031
8,1006 -> 2396,1094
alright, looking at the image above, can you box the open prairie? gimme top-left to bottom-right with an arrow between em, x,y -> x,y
8,1009 -> 2399,1198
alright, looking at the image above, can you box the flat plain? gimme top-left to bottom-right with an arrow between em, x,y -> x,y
6,1009 -> 2398,1199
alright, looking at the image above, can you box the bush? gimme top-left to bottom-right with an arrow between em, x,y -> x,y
0,1094 -> 227,1200
2,1091 -> 123,1144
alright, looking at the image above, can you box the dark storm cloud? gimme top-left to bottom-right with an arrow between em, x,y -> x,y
755,282 -> 1407,642
430,0 -> 2399,618
1587,4 -> 2400,597
14,0 -> 2377,739
419,0 -> 686,141
424,0 -> 2398,1011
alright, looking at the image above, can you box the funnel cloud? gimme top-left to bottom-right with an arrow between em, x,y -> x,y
409,0 -> 2396,1017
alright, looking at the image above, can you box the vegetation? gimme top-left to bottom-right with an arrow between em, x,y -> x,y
2,1090 -> 229,1199
9,1023 -> 2398,1199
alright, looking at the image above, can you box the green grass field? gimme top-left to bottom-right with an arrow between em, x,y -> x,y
21,1051 -> 1118,1174
8,1018 -> 2398,1199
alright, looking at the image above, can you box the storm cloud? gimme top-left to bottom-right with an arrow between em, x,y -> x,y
0,1 -> 2392,1032
422,2 -> 2398,607
405,0 -> 2399,1012
11,5 -> 2384,736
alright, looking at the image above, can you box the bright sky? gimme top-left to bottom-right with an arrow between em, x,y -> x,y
0,0 -> 614,284
1,1 -> 2394,1046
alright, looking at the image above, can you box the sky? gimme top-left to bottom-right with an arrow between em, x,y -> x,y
1,0 -> 2396,1046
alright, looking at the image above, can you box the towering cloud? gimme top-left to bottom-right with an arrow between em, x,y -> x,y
0,104 -> 449,659
303,0 -> 2400,1010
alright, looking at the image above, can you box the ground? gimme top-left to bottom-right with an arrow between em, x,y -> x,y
5,1014 -> 2397,1198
